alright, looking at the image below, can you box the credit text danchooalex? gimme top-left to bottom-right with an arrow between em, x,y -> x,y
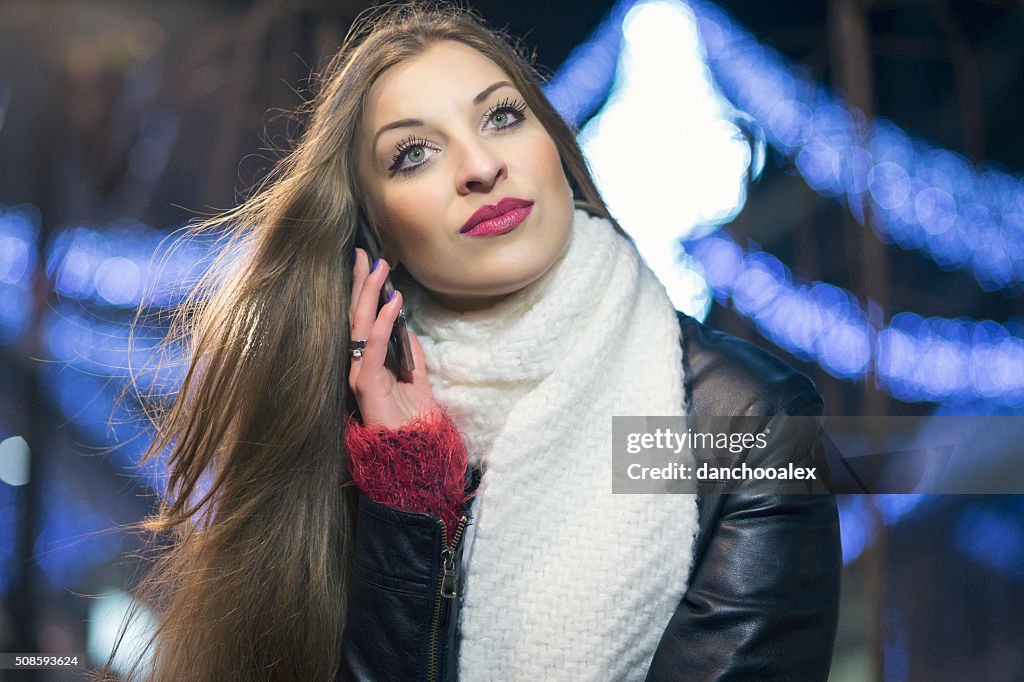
624,428 -> 817,481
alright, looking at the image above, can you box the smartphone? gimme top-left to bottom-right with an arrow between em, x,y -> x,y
354,213 -> 415,374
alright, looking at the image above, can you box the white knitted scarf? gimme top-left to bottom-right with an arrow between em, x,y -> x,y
405,209 -> 699,681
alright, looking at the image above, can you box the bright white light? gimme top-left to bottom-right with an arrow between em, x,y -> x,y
87,588 -> 156,676
579,0 -> 753,319
0,436 -> 30,486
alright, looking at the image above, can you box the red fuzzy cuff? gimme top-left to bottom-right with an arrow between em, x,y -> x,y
343,410 -> 474,539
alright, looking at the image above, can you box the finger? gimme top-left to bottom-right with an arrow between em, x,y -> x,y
359,287 -> 402,377
350,257 -> 389,340
348,248 -> 370,322
348,257 -> 388,388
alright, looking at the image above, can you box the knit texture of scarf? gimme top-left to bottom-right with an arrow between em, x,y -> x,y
404,208 -> 699,681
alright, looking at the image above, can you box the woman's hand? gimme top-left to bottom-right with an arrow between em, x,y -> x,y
348,248 -> 439,429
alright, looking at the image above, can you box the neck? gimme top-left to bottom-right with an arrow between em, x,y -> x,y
427,290 -> 510,312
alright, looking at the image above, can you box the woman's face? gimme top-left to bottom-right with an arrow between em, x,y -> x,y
356,41 -> 575,311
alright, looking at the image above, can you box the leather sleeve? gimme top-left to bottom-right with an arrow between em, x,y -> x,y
646,315 -> 842,681
339,494 -> 443,682
338,471 -> 479,682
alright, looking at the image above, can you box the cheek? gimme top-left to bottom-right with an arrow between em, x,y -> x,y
378,187 -> 449,256
530,136 -> 570,193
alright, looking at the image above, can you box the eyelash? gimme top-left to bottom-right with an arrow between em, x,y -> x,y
387,97 -> 529,175
481,97 -> 528,130
389,136 -> 433,175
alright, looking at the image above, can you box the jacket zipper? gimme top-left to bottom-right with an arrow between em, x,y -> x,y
427,514 -> 468,682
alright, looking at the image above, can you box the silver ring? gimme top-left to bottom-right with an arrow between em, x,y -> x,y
349,339 -> 367,359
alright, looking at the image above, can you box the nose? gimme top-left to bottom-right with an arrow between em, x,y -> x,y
455,138 -> 507,195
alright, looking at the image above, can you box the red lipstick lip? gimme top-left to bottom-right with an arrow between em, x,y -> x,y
460,198 -> 534,235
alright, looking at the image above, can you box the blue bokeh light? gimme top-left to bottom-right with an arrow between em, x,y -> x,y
34,481 -> 123,589
955,504 -> 1024,580
543,0 -> 641,127
0,205 -> 40,344
42,304 -> 187,397
838,495 -> 872,565
45,221 -> 213,310
685,0 -> 1024,290
688,233 -> 1024,404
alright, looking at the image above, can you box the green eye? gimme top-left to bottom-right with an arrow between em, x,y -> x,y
388,136 -> 436,174
483,97 -> 528,131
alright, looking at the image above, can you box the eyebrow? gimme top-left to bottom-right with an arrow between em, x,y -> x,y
372,80 -> 516,153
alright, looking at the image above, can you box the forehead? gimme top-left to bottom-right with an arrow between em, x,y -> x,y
363,41 -> 511,124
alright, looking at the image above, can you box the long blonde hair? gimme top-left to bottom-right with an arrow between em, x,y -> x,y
97,2 -> 615,679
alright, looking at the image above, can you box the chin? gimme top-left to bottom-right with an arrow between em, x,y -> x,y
428,267 -> 544,301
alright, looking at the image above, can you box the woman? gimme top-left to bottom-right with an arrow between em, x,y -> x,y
100,3 -> 840,681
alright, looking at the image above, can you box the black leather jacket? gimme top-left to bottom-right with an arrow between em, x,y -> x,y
339,312 -> 842,681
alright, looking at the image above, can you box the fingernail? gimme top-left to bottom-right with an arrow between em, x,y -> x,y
371,258 -> 381,273
387,289 -> 398,303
